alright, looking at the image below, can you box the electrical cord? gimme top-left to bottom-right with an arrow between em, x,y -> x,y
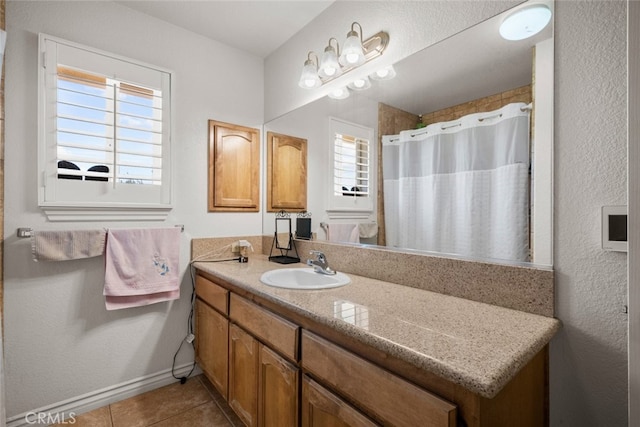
171,248 -> 240,384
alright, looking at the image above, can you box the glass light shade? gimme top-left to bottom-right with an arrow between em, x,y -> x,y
298,59 -> 321,89
319,46 -> 342,79
370,65 -> 396,81
339,31 -> 365,67
347,76 -> 371,91
499,4 -> 552,41
328,87 -> 350,100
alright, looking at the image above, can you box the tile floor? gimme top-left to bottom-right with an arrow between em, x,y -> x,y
51,375 -> 243,427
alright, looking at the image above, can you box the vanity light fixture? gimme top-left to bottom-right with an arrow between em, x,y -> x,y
328,87 -> 350,100
298,21 -> 389,89
499,3 -> 552,41
298,52 -> 322,89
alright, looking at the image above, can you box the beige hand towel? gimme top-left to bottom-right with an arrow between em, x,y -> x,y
32,230 -> 106,262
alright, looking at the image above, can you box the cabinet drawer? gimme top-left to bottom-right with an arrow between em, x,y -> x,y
301,331 -> 457,427
195,275 -> 228,314
229,294 -> 299,362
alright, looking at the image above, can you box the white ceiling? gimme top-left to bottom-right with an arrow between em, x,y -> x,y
115,0 -> 335,58
114,0 -> 552,115
360,5 -> 553,115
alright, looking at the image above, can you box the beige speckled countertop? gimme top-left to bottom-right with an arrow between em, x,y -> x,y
194,255 -> 560,399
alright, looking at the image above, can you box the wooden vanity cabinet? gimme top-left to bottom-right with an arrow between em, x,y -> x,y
194,276 -> 229,399
194,271 -> 548,427
228,293 -> 300,427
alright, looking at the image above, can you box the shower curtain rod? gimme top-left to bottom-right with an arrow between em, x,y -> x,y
406,102 -> 533,138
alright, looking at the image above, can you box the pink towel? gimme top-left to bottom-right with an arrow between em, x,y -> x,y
104,228 -> 181,310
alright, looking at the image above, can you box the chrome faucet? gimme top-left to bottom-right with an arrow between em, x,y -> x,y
306,250 -> 336,275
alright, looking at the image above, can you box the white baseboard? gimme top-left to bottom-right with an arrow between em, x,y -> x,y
6,363 -> 200,427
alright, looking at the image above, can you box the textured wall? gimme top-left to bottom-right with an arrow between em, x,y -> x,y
551,1 -> 628,425
266,1 -> 630,424
630,2 -> 640,423
4,0 -> 263,417
1,0 -> 4,331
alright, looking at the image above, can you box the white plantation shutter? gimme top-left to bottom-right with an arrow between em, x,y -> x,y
39,34 -> 172,220
327,118 -> 374,213
333,133 -> 370,197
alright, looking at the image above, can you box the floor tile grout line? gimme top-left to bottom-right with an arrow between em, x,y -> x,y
144,401 -> 219,427
110,378 -> 213,427
195,375 -> 240,427
108,404 -> 114,427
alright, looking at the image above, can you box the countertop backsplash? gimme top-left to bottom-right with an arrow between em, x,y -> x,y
192,235 -> 554,317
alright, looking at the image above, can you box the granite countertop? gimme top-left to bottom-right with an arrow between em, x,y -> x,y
194,255 -> 560,399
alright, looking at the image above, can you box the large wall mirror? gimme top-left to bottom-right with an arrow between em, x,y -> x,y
263,0 -> 554,267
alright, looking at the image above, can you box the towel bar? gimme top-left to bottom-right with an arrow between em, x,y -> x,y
17,224 -> 185,238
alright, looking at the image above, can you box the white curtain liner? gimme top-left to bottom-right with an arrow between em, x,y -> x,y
382,102 -> 531,262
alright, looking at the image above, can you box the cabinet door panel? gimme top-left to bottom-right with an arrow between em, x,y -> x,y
258,345 -> 299,427
229,324 -> 259,427
208,120 -> 260,212
195,299 -> 228,399
302,376 -> 379,427
267,131 -> 307,212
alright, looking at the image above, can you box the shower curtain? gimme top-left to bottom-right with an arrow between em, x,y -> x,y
382,102 -> 530,262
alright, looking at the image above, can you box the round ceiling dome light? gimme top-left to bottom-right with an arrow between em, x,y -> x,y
499,4 -> 552,41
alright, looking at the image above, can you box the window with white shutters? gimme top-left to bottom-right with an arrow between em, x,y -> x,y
333,133 -> 370,198
39,34 -> 172,220
327,118 -> 374,214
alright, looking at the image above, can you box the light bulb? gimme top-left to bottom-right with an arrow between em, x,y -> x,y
328,87 -> 350,100
370,65 -> 396,81
347,76 -> 371,91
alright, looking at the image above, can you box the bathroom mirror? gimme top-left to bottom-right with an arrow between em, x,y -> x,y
263,1 -> 554,267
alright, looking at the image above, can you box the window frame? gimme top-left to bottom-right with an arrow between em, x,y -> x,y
38,33 -> 173,221
326,117 -> 375,216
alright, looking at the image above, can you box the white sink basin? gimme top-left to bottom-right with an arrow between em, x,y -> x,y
260,267 -> 350,290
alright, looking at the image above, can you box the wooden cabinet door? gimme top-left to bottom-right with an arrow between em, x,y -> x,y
195,299 -> 228,399
229,323 -> 259,427
208,120 -> 260,212
267,131 -> 307,212
258,345 -> 299,427
301,376 -> 379,427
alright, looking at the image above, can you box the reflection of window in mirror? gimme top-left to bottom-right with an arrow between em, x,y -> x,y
334,134 -> 369,197
328,118 -> 374,214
